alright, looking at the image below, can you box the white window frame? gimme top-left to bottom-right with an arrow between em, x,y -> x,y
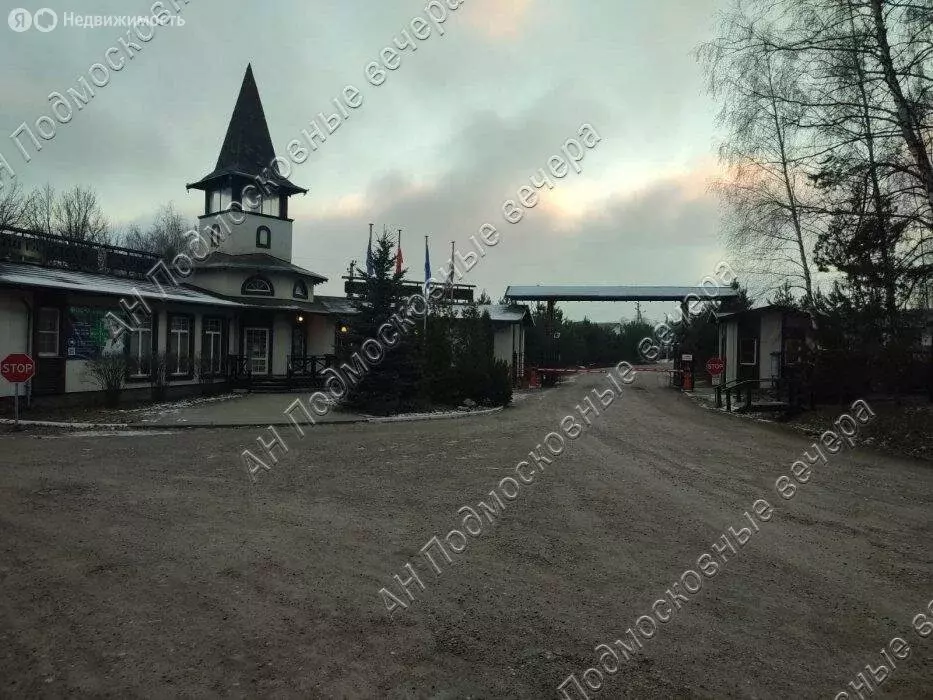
242,275 -> 273,295
261,195 -> 280,217
37,307 -> 60,357
168,315 -> 191,375
202,318 -> 223,375
128,324 -> 152,377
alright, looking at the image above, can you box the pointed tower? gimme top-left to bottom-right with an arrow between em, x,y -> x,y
186,64 -> 307,263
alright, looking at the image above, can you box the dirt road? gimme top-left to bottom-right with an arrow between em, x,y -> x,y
0,372 -> 930,698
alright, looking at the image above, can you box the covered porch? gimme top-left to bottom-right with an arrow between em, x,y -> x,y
223,295 -> 356,391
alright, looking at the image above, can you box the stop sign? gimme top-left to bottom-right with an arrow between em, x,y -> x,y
706,357 -> 725,376
1,353 -> 36,383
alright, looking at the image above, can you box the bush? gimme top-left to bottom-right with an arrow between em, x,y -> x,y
148,352 -> 173,402
487,359 -> 513,407
194,354 -> 222,395
83,352 -> 127,407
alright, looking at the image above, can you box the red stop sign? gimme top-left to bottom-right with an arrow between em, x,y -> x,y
1,353 -> 36,383
706,357 -> 725,376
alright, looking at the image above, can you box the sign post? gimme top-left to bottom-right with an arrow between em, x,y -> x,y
1,353 -> 36,430
706,357 -> 725,386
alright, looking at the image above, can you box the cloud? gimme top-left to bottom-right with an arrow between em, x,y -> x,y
465,0 -> 534,39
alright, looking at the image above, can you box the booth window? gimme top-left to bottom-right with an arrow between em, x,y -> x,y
37,308 -> 60,356
739,338 -> 757,365
293,279 -> 308,299
242,275 -> 274,296
256,226 -> 271,249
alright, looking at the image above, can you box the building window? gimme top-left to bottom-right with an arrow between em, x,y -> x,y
37,307 -> 60,356
202,318 -> 224,375
206,224 -> 222,248
261,196 -> 280,217
127,323 -> 153,377
256,226 -> 271,249
168,315 -> 191,375
293,280 -> 308,299
739,338 -> 757,366
209,187 -> 232,214
242,275 -> 274,296
242,185 -> 262,213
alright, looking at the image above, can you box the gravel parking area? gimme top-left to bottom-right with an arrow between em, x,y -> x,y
0,372 -> 930,698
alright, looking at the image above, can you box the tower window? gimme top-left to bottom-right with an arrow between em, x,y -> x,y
293,280 -> 308,299
256,226 -> 271,249
242,275 -> 274,296
209,188 -> 232,214
261,195 -> 280,217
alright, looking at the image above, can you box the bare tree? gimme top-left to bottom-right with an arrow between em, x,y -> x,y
24,183 -> 56,235
122,202 -> 190,258
700,9 -> 820,302
0,179 -> 30,231
54,185 -> 110,243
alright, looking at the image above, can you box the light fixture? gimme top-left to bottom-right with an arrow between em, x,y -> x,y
340,325 -> 348,334
297,315 -> 304,322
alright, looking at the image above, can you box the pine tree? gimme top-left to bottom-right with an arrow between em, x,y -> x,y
344,232 -> 423,415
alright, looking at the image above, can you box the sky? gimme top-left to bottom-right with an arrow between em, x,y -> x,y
0,0 -> 733,322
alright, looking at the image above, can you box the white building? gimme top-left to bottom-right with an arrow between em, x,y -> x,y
0,65 -> 351,401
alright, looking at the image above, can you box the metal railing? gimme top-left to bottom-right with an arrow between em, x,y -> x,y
286,354 -> 336,378
0,226 -> 159,278
715,376 -> 813,412
224,354 -> 253,385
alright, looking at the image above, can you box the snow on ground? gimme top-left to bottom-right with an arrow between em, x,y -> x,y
135,393 -> 243,420
366,406 -> 504,423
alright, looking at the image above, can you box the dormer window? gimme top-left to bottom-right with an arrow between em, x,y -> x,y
242,275 -> 274,296
293,280 -> 309,299
256,226 -> 271,249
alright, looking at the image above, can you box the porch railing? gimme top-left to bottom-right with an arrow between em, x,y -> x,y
286,354 -> 337,378
224,354 -> 252,385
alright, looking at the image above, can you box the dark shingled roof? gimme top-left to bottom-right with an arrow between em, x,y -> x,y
193,251 -> 327,283
187,65 -> 307,195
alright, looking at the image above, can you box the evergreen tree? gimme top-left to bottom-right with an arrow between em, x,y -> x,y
344,233 -> 423,415
422,303 -> 457,406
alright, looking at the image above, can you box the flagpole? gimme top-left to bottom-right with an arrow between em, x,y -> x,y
423,234 -> 429,335
449,240 -> 455,304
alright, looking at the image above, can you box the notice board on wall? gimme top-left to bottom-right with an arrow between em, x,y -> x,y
66,306 -> 118,360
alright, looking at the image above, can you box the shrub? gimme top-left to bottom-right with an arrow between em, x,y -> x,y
83,352 -> 127,407
148,352 -> 173,402
487,359 -> 513,407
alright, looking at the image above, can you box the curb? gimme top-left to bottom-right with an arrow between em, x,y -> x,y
0,418 -> 131,429
2,406 -> 506,431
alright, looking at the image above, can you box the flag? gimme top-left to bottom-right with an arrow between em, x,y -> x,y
365,223 -> 374,277
424,236 -> 431,292
396,229 -> 403,275
447,241 -> 455,288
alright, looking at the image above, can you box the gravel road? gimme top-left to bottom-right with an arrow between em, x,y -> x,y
0,371 -> 930,698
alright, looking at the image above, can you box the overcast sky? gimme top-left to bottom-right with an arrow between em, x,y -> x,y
1,0 -> 732,322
